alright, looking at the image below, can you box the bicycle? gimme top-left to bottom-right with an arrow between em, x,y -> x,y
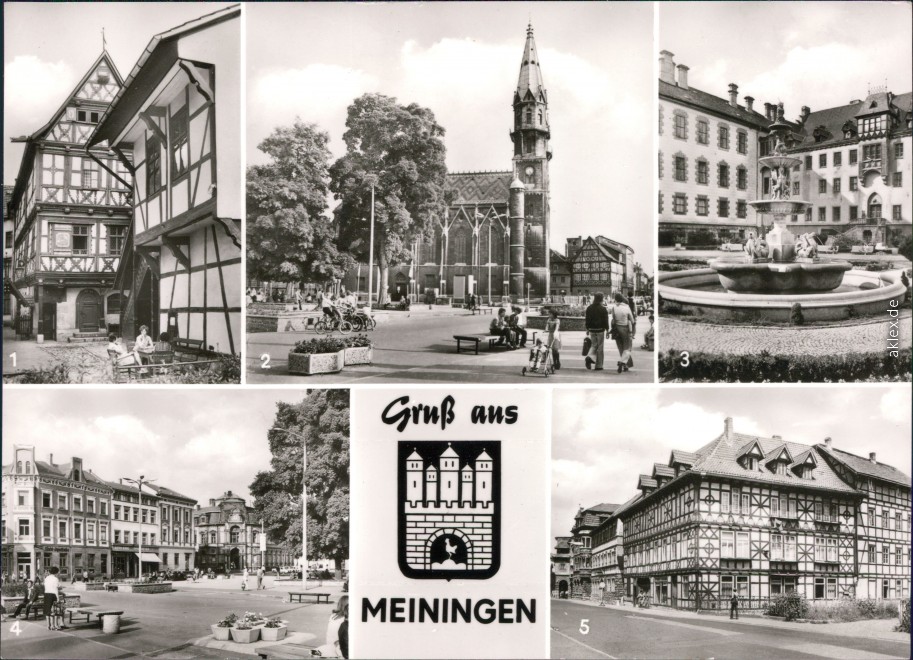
314,313 -> 353,335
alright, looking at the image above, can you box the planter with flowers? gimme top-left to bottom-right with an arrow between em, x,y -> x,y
342,334 -> 374,365
210,613 -> 236,641
260,617 -> 288,642
230,612 -> 265,644
288,337 -> 346,375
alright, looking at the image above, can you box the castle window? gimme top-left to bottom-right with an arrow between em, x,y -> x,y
696,196 -> 709,216
893,205 -> 903,221
849,176 -> 858,191
672,193 -> 687,215
833,178 -> 841,193
525,108 -> 532,124
819,153 -> 827,167
892,172 -> 902,187
718,162 -> 730,188
718,125 -> 729,150
718,198 -> 729,218
696,119 -> 709,145
849,149 -> 858,165
230,526 -> 240,543
818,180 -> 827,194
537,109 -> 543,125
737,166 -> 747,190
696,159 -> 708,184
673,112 -> 687,140
674,155 -> 687,181
832,207 -> 841,222
805,155 -> 812,170
834,152 -> 842,167
895,143 -> 904,159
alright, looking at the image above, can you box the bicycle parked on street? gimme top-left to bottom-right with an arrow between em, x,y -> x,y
314,312 -> 353,335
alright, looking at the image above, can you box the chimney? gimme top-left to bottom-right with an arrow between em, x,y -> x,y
764,103 -> 774,121
676,64 -> 690,90
800,106 -> 810,123
119,478 -> 124,485
824,437 -> 832,450
728,83 -> 739,108
724,417 -> 734,441
48,453 -> 54,465
209,498 -> 215,506
659,50 -> 676,84
772,435 -> 782,440
869,452 -> 877,464
744,95 -> 754,112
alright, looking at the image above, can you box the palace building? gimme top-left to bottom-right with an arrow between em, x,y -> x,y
344,23 -> 553,303
6,51 -> 131,341
88,5 -> 242,354
2,446 -> 113,581
194,491 -> 294,573
614,419 -> 910,610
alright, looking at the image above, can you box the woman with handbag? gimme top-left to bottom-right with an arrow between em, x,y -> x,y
609,293 -> 636,373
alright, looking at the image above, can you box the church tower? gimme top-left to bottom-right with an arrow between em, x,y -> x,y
511,23 -> 551,298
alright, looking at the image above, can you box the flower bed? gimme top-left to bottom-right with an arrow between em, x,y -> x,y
116,582 -> 172,594
289,337 -> 348,375
342,334 -> 374,365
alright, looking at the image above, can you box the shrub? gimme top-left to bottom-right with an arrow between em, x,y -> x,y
343,334 -> 372,348
789,303 -> 804,326
264,618 -> 284,628
898,235 -> 913,261
146,355 -> 241,384
897,599 -> 910,633
766,592 -> 808,621
686,229 -> 718,248
292,336 -> 347,354
833,233 -> 862,252
805,598 -> 898,623
9,364 -> 70,384
216,613 -> 238,628
539,304 -> 587,317
659,347 -> 913,383
1,582 -> 29,597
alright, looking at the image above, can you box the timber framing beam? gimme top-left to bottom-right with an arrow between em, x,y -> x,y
136,247 -> 161,277
139,107 -> 167,143
214,217 -> 241,249
178,60 -> 215,103
163,238 -> 192,271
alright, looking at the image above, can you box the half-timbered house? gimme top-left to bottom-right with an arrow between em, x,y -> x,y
563,236 -> 635,298
7,52 -> 131,341
89,5 -> 241,354
617,418 -> 910,610
568,502 -> 618,598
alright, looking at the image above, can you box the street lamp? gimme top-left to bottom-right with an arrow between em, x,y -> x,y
367,179 -> 376,312
122,475 -> 155,580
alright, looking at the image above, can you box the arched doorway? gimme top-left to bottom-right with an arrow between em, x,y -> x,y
393,273 -> 408,301
558,579 -> 569,596
229,547 -> 241,571
867,193 -> 883,221
862,229 -> 873,244
76,289 -> 101,332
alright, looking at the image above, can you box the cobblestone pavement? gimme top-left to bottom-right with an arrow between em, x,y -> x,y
660,309 -> 911,356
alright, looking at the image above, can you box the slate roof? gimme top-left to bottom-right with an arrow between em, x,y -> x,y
690,432 -> 856,493
791,92 -> 912,150
638,475 -> 658,490
1,461 -> 112,491
670,450 -> 697,465
446,171 -> 511,205
517,24 -> 546,101
659,79 -> 770,129
652,463 -> 675,479
818,446 -> 912,488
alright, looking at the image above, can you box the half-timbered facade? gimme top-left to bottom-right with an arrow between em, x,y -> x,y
2,446 -> 113,580
568,502 -> 618,598
562,236 -> 635,298
7,52 -> 131,341
89,5 -> 241,354
617,419 -> 910,611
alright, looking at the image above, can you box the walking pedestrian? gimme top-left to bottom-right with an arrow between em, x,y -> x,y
44,567 -> 64,630
256,566 -> 265,590
295,288 -> 303,311
584,292 -> 609,370
609,293 -> 636,373
729,593 -> 739,620
242,567 -> 249,591
545,308 -> 562,370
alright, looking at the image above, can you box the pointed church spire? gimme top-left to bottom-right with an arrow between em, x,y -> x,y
517,22 -> 545,99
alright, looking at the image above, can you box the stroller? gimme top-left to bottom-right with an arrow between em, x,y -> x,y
521,337 -> 554,377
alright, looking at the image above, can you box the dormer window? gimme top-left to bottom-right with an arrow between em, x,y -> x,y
859,115 -> 887,136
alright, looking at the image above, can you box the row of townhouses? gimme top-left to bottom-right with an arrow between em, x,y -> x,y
3,5 -> 241,353
553,419 -> 911,610
2,444 -> 294,580
657,50 -> 912,248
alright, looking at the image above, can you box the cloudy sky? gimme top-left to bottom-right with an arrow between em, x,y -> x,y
552,386 -> 912,542
659,2 -> 912,121
1,389 -> 319,505
3,2 -> 235,185
247,2 -> 653,271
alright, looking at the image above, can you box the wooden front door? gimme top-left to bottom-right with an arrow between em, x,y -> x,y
76,289 -> 101,332
40,302 -> 57,341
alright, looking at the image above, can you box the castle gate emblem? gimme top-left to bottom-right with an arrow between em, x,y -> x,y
398,441 -> 501,580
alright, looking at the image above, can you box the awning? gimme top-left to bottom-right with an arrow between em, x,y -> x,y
135,552 -> 161,563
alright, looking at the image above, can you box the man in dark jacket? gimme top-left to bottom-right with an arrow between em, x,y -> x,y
13,580 -> 40,618
584,292 -> 609,370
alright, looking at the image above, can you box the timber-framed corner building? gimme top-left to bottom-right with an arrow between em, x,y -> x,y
559,418 -> 910,611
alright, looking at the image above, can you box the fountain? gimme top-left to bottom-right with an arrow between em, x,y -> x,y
658,103 -> 906,323
709,105 -> 852,293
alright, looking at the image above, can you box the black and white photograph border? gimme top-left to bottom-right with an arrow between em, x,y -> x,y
550,386 -> 912,659
3,2 -> 242,385
0,387 -> 350,659
244,2 -> 655,384
655,1 -> 912,383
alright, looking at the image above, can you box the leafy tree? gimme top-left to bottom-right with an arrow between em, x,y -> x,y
250,390 -> 350,571
329,93 -> 449,304
247,119 -> 353,284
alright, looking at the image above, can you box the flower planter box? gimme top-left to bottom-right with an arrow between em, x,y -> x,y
230,627 -> 261,644
210,624 -> 232,641
343,346 -> 373,365
260,624 -> 288,641
288,349 -> 345,375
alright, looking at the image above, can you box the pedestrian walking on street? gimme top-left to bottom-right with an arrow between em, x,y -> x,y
242,567 -> 249,591
584,292 -> 609,370
729,593 -> 739,620
610,293 -> 636,374
256,566 -> 265,590
43,567 -> 64,630
295,288 -> 303,311
546,308 -> 562,369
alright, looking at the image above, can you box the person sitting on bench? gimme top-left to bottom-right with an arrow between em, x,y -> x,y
134,325 -> 155,364
509,305 -> 528,348
155,331 -> 172,353
107,334 -> 141,366
12,580 -> 40,619
489,308 -> 516,348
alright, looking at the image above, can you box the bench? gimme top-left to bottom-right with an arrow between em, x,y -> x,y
257,642 -> 317,659
288,591 -> 331,604
66,607 -> 124,627
173,338 -> 206,359
470,307 -> 493,315
453,334 -> 506,354
105,583 -> 118,592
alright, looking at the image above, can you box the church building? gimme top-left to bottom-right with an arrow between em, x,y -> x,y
347,23 -> 552,303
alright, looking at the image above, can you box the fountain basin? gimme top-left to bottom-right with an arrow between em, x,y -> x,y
748,200 -> 812,215
710,259 -> 853,292
659,268 -> 906,323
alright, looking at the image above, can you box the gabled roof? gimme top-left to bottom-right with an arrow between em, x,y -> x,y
9,50 -> 124,209
790,449 -> 817,469
736,438 -> 765,460
652,463 -> 675,479
571,236 -> 621,265
765,443 -> 794,464
818,446 -> 911,488
658,79 -> 770,129
669,450 -> 697,466
638,475 -> 658,490
446,171 -> 511,205
90,4 -> 240,148
791,92 -> 911,150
